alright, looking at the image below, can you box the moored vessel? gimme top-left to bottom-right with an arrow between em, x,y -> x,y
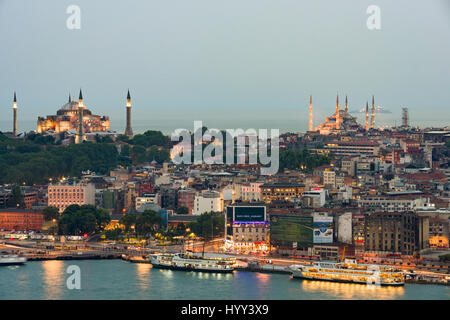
289,259 -> 405,286
150,253 -> 236,273
0,251 -> 27,266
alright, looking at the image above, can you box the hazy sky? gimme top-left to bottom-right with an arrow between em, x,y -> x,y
0,0 -> 449,134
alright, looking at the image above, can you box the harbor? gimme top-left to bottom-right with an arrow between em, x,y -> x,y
2,240 -> 449,286
1,259 -> 449,300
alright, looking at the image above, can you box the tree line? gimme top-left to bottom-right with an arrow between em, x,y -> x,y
0,131 -> 171,184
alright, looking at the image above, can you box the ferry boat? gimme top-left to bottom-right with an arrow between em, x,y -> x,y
150,253 -> 236,273
289,259 -> 405,286
0,251 -> 27,266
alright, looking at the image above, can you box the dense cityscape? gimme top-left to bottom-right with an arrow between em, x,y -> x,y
1,89 -> 449,294
1,1 -> 449,305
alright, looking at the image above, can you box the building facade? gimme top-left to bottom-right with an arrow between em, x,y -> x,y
194,191 -> 223,215
0,209 -> 44,231
364,211 -> 418,255
47,183 -> 96,212
261,183 -> 305,203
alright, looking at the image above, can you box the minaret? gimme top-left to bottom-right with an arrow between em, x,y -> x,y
335,94 -> 340,129
370,95 -> 375,129
68,93 -> 71,103
345,95 -> 348,113
13,91 -> 18,136
308,95 -> 313,132
75,89 -> 85,144
124,89 -> 133,137
365,101 -> 369,131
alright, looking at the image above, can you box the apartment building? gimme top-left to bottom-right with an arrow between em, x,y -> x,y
48,183 -> 95,212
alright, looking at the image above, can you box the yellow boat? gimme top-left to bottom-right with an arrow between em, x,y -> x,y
289,259 -> 405,286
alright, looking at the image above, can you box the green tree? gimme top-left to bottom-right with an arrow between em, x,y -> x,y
187,211 -> 225,256
42,206 -> 59,221
10,185 -> 25,208
176,206 -> 189,215
119,213 -> 137,234
104,228 -> 122,241
58,204 -> 110,235
131,145 -> 147,165
135,210 -> 163,237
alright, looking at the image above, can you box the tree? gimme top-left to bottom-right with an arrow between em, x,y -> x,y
187,211 -> 225,256
10,185 -> 25,208
176,206 -> 189,215
135,210 -> 163,237
131,145 -> 147,165
58,204 -> 110,235
119,212 -> 137,234
278,149 -> 332,172
92,207 -> 111,231
104,228 -> 122,241
42,206 -> 59,221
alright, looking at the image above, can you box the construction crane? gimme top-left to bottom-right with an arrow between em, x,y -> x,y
341,246 -> 347,262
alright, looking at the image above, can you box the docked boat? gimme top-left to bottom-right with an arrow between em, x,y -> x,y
121,254 -> 151,264
0,251 -> 27,266
150,253 -> 236,273
289,259 -> 405,286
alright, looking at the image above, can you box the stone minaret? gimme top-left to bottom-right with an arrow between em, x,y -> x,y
345,95 -> 348,113
335,94 -> 340,129
124,90 -> 133,137
13,91 -> 18,136
309,95 -> 313,132
370,95 -> 375,129
75,89 -> 86,144
365,101 -> 369,131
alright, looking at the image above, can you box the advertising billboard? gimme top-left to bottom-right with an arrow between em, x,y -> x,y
313,216 -> 333,244
232,206 -> 266,223
269,214 -> 313,247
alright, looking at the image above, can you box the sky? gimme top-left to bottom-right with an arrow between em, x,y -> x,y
0,0 -> 449,134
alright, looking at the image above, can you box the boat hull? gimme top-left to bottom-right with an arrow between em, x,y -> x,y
291,271 -> 404,286
0,257 -> 27,266
151,263 -> 234,273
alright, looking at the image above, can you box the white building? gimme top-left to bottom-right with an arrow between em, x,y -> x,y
337,212 -> 353,244
135,193 -> 159,211
193,191 -> 223,215
303,188 -> 327,207
358,193 -> 432,212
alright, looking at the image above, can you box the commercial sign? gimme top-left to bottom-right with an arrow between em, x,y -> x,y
231,206 -> 266,223
313,216 -> 333,244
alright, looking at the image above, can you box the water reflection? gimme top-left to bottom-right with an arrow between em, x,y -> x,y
41,260 -> 65,299
135,264 -> 151,290
300,280 -> 405,300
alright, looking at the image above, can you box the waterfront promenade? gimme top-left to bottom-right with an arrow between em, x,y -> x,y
2,239 -> 449,285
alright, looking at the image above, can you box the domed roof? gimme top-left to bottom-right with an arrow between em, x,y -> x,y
59,100 -> 79,111
56,100 -> 92,116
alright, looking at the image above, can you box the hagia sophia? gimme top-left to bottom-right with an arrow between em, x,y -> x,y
308,94 -> 376,135
7,89 -> 134,144
36,94 -> 110,134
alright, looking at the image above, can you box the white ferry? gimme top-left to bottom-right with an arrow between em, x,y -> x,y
289,259 -> 405,286
150,253 -> 236,273
0,251 -> 27,266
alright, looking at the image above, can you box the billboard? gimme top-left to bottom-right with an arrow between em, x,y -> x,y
313,216 -> 333,244
269,214 -> 313,247
231,206 -> 266,223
